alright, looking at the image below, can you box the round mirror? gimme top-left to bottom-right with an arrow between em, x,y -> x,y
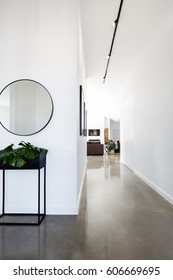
0,79 -> 53,136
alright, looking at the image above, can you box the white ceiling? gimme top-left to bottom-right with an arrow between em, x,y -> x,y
81,0 -> 173,120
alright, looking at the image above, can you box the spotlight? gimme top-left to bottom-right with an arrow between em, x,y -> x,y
112,19 -> 118,28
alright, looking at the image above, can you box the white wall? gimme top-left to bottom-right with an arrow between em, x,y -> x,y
0,0 -> 86,214
120,89 -> 134,170
104,117 -> 109,128
87,111 -> 104,144
110,119 -> 120,141
77,1 -> 87,206
121,3 -> 173,202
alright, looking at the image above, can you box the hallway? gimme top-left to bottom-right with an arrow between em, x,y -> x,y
77,155 -> 173,259
1,155 -> 173,260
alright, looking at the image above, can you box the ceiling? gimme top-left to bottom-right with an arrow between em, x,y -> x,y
80,0 -> 173,120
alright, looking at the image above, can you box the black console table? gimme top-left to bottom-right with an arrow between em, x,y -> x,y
0,153 -> 47,226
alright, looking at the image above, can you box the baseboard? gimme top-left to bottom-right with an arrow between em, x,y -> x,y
134,169 -> 173,206
46,206 -> 78,215
2,206 -> 41,214
120,158 -> 134,172
77,160 -> 87,213
4,206 -> 78,215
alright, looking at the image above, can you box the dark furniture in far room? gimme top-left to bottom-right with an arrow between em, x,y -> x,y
87,140 -> 104,156
115,140 -> 120,153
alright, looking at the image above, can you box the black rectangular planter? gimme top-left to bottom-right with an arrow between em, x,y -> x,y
0,153 -> 47,225
0,153 -> 46,170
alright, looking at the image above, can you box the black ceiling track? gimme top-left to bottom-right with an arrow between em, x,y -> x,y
103,0 -> 124,83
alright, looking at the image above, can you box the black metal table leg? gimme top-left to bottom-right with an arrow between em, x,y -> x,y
44,166 -> 46,215
38,169 -> 40,224
2,170 -> 5,215
0,167 -> 46,225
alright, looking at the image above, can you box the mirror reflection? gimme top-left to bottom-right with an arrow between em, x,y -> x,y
0,79 -> 53,136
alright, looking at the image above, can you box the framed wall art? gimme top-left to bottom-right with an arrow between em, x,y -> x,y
79,85 -> 87,136
83,102 -> 87,136
79,85 -> 84,136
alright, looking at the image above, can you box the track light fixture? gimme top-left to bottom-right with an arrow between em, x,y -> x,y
103,0 -> 124,83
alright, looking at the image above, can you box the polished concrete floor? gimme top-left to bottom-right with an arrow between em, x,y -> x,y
1,154 -> 173,259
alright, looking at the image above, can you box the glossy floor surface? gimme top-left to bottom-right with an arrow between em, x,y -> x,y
1,154 -> 173,259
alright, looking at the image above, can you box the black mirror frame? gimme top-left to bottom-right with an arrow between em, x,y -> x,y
0,79 -> 54,136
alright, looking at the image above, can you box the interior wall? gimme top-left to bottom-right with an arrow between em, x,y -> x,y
120,89 -> 134,170
104,117 -> 109,128
0,0 -> 86,214
77,1 -> 87,206
87,111 -> 104,144
109,119 -> 120,141
121,4 -> 173,203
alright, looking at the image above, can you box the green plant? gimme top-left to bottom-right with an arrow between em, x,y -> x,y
0,141 -> 48,168
106,140 -> 116,152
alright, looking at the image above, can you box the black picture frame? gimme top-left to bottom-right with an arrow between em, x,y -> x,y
79,85 -> 87,136
88,129 -> 100,136
79,85 -> 84,136
83,102 -> 87,136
